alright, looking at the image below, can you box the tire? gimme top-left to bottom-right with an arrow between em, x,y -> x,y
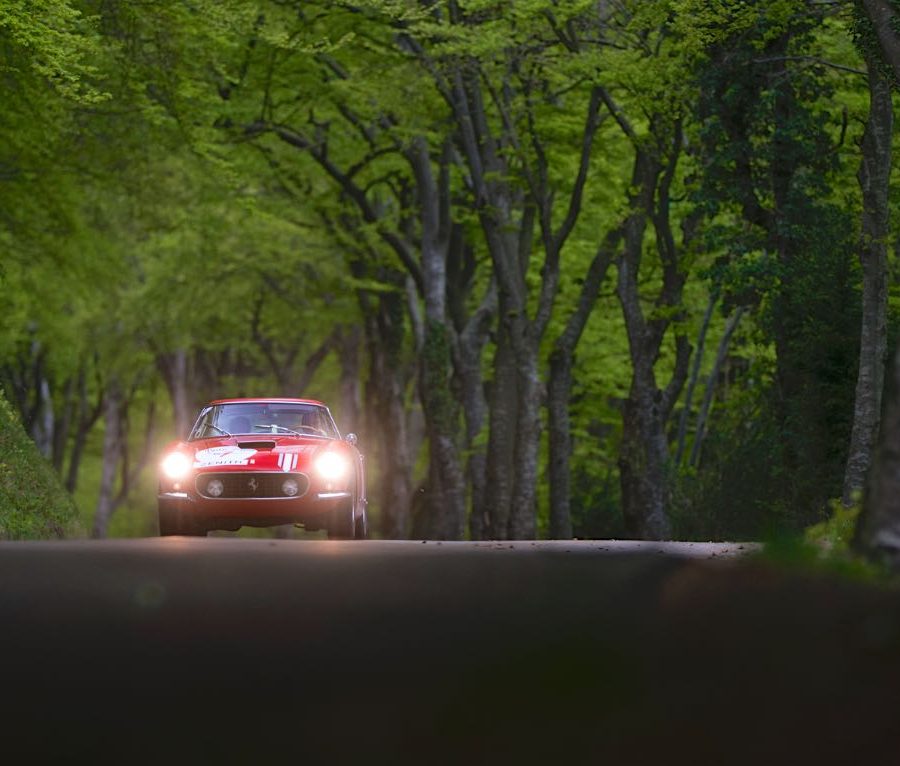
158,504 -> 207,537
353,508 -> 368,540
327,499 -> 356,540
158,505 -> 179,536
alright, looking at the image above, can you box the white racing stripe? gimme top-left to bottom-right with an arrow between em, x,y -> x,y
278,452 -> 297,472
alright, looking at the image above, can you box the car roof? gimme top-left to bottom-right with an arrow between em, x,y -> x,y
209,397 -> 326,407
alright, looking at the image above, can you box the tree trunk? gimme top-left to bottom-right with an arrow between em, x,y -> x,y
619,375 -> 673,540
66,368 -> 102,494
52,375 -> 75,473
420,53 -> 599,541
29,366 -> 54,460
767,37 -> 805,477
106,397 -> 157,518
378,385 -> 413,539
483,322 -> 518,539
854,0 -> 900,565
612,131 -> 690,540
675,292 -> 717,466
459,297 -> 493,540
859,0 -> 900,84
856,342 -> 900,561
547,346 -> 575,539
443,66 -> 542,540
420,319 -> 466,539
507,341 -> 541,539
615,149 -> 669,540
363,287 -> 414,539
93,381 -> 122,539
409,136 -> 467,540
842,57 -> 892,505
690,308 -> 746,469
338,325 -> 362,435
157,349 -> 192,439
547,234 -> 618,538
486,201 -> 539,540
506,87 -> 604,540
66,426 -> 88,493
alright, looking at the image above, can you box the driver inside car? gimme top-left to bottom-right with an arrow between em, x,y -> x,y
276,411 -> 307,433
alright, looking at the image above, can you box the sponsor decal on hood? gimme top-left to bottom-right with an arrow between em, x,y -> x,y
193,446 -> 257,468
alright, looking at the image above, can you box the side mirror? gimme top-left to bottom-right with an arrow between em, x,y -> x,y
345,433 -> 358,447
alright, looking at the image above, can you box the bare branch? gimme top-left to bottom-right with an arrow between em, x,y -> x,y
752,55 -> 867,77
598,86 -> 640,146
267,122 -> 424,293
295,333 -> 337,392
552,87 -> 605,253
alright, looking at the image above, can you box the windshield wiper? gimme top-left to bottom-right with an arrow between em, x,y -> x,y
253,424 -> 304,437
207,424 -> 233,437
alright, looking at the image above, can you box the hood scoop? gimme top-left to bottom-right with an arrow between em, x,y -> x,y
237,440 -> 277,450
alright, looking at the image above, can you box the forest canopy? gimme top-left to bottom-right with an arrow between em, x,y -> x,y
3,0 -> 900,545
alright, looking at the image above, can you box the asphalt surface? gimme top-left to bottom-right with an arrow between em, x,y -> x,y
2,538 -> 899,764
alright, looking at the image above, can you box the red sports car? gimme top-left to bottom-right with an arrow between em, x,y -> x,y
157,398 -> 367,538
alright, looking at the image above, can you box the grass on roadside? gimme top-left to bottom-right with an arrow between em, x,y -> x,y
0,390 -> 81,539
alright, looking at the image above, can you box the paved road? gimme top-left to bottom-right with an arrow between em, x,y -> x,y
1,538 -> 897,764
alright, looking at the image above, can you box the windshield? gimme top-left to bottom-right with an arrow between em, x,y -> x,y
189,403 -> 339,440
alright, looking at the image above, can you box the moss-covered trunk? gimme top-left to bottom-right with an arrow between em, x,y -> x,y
419,320 -> 466,539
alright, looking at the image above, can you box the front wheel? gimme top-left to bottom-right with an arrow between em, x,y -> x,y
327,499 -> 355,540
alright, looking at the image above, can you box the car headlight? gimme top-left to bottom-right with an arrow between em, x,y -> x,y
315,451 -> 349,481
161,452 -> 192,480
282,478 -> 300,497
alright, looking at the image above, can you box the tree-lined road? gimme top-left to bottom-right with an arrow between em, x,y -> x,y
2,538 -> 898,764
10,3 -> 897,550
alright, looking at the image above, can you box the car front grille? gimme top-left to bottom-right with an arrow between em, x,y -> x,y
196,472 -> 309,499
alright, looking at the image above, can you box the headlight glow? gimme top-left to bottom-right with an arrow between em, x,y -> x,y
161,452 -> 192,480
315,451 -> 349,481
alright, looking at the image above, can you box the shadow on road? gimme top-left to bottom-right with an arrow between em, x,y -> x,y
1,539 -> 897,764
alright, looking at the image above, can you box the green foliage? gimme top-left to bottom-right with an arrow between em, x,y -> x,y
0,0 -> 106,102
805,496 -> 862,554
850,0 -> 900,84
762,532 -> 888,584
0,389 -> 79,539
672,0 -> 867,534
0,0 -> 895,542
672,227 -> 862,538
670,357 -> 787,540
